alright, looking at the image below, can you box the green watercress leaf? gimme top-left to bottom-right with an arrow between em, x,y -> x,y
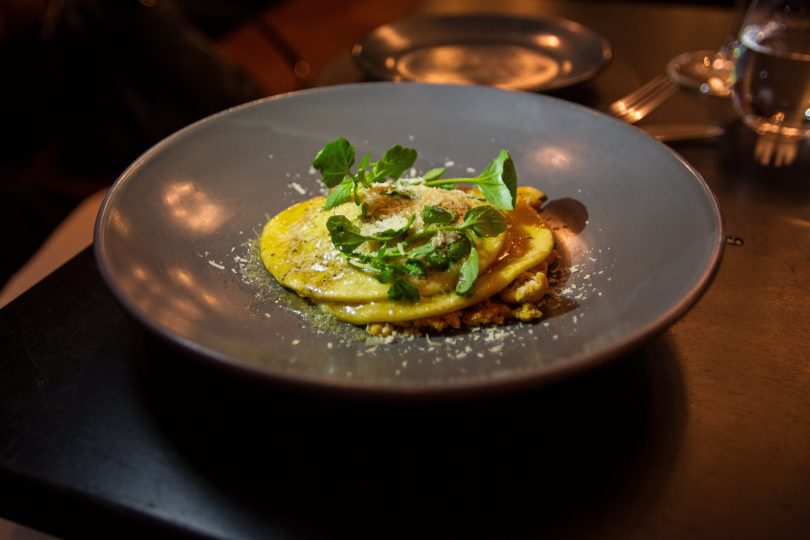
344,256 -> 381,275
461,205 -> 507,237
312,138 -> 355,188
376,214 -> 416,241
455,247 -> 479,296
377,265 -> 395,283
388,278 -> 420,301
406,239 -> 437,260
326,215 -> 367,253
385,188 -> 414,199
447,236 -> 471,262
404,259 -> 427,278
426,250 -> 451,271
422,205 -> 456,226
422,167 -> 446,182
370,145 -> 417,182
358,152 -> 371,171
424,149 -> 517,210
474,149 -> 517,210
323,177 -> 355,210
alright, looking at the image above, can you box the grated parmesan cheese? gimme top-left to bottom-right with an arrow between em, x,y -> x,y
289,182 -> 307,195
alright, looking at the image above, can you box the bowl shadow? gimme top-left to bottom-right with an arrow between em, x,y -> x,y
136,333 -> 687,539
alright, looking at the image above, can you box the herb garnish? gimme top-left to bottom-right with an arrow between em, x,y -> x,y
313,138 -> 417,210
324,204 -> 506,300
312,138 -> 516,210
326,214 -> 415,253
423,149 -> 517,210
312,138 -> 515,300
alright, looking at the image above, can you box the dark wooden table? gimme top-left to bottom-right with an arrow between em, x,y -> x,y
2,1 -> 809,538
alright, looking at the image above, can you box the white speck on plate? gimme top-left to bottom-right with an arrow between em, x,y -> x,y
289,182 -> 307,195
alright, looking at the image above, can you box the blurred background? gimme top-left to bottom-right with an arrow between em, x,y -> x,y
0,0 -> 736,290
1,0 -> 272,288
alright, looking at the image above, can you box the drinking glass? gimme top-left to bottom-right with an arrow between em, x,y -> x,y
665,0 -> 750,96
731,0 -> 810,141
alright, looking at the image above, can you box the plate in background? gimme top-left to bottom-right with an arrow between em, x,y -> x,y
95,82 -> 723,397
352,14 -> 612,91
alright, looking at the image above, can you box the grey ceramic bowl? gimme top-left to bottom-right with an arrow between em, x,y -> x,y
95,82 -> 723,397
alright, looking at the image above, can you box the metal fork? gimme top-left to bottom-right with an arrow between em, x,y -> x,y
609,74 -> 679,124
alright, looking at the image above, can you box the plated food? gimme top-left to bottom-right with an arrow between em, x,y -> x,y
94,82 -> 723,394
260,138 -> 556,336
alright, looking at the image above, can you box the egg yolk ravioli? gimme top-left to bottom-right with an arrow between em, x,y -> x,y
260,184 -> 554,331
